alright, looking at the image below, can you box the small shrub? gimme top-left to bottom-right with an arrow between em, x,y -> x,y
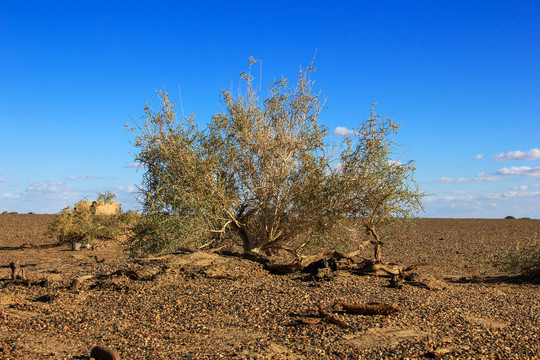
504,215 -> 516,220
46,193 -> 137,245
492,234 -> 540,279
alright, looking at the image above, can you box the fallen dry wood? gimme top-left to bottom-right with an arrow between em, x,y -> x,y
71,274 -> 96,290
290,303 -> 350,328
334,301 -> 400,315
300,249 -> 359,268
355,259 -> 403,276
10,261 -> 26,280
209,247 -> 418,280
389,271 -> 443,291
294,317 -> 323,325
317,303 -> 350,328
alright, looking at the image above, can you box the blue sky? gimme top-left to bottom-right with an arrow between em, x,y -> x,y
1,1 -> 539,218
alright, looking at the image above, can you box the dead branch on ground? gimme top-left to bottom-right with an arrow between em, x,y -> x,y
9,261 -> 26,280
333,300 -> 400,315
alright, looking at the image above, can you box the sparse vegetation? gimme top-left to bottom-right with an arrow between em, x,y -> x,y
492,233 -> 540,279
46,192 -> 137,245
127,59 -> 423,258
504,215 -> 516,220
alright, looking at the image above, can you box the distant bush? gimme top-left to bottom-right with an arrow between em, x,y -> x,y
46,192 -> 139,245
504,216 -> 516,220
492,234 -> 540,279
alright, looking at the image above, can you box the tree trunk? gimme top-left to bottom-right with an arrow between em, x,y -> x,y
366,225 -> 382,262
374,242 -> 382,262
231,222 -> 251,252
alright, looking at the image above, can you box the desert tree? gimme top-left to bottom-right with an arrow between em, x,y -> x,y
126,90 -> 223,255
334,105 -> 424,261
128,58 -> 334,256
205,59 -> 334,255
128,59 -> 424,258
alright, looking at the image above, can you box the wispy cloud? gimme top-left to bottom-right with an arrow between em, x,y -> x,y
493,148 -> 540,161
27,181 -> 74,194
426,188 -> 540,203
0,178 -> 7,183
117,185 -> 138,193
423,187 -> 540,218
474,154 -> 484,160
67,174 -> 102,181
0,180 -> 81,213
496,166 -> 540,178
125,162 -> 143,169
501,190 -> 540,199
0,178 -> 142,213
431,172 -> 500,184
512,184 -> 540,191
333,127 -> 355,136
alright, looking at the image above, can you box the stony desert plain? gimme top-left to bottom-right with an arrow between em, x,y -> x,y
0,214 -> 538,359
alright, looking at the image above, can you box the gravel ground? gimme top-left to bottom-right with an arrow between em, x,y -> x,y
0,215 -> 539,359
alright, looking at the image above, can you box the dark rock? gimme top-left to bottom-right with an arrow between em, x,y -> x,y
90,345 -> 120,360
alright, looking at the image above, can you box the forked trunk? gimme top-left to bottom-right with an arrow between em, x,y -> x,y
366,225 -> 382,262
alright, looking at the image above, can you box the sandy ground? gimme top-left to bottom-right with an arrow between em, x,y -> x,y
0,214 -> 539,359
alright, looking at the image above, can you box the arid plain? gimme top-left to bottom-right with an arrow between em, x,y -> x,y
1,214 -> 538,359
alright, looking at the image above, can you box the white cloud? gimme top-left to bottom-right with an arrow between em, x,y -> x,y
496,166 -> 540,178
422,182 -> 540,218
0,193 -> 19,199
433,177 -> 469,184
125,162 -> 143,169
431,173 -> 500,184
502,191 -> 540,199
427,189 -> 540,203
68,174 -> 102,180
27,181 -> 73,193
333,127 -> 355,136
474,154 -> 484,160
422,188 -> 540,218
117,185 -> 138,193
0,178 -> 7,183
0,181 -> 81,213
493,148 -> 540,161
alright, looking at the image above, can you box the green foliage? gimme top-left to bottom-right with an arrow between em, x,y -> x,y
492,234 -> 540,278
330,104 -> 424,260
97,190 -> 117,202
46,193 -> 135,245
128,59 -> 424,257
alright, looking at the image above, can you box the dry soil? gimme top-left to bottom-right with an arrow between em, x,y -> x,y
0,214 -> 538,359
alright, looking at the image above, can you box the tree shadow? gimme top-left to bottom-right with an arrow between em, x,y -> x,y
0,243 -> 62,251
444,274 -> 539,285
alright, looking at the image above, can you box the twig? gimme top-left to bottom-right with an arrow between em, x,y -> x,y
317,303 -> 350,328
